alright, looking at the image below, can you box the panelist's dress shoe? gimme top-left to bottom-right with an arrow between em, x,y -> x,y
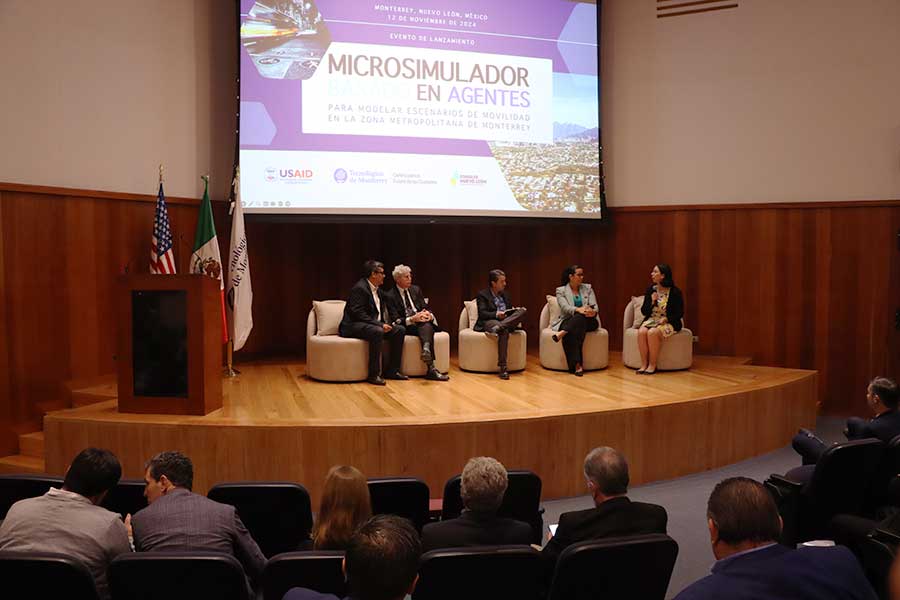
426,368 -> 449,381
367,376 -> 386,386
384,371 -> 409,381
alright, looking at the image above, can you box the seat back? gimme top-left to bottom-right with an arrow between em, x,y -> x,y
539,303 -> 550,329
864,434 -> 900,513
207,482 -> 313,557
458,306 -> 470,332
805,438 -> 885,522
0,474 -> 64,519
307,307 -> 317,339
368,477 -> 431,532
263,551 -> 346,600
861,528 -> 900,599
548,534 -> 679,600
0,551 -> 99,600
101,478 -> 148,519
441,470 -> 543,544
623,297 -> 637,331
413,545 -> 541,600
109,552 -> 249,600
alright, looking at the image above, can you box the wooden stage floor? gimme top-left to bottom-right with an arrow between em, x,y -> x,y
45,353 -> 817,504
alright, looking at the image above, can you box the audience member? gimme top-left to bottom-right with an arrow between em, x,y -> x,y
312,465 -> 372,550
0,447 -> 130,600
673,477 -> 877,600
283,514 -> 421,600
422,457 -> 531,551
789,377 -> 900,482
542,447 -> 667,566
129,451 -> 266,591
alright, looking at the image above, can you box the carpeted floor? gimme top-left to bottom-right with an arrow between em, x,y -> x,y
539,417 -> 846,599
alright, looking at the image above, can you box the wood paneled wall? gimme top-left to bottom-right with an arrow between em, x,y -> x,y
1,183 -> 897,454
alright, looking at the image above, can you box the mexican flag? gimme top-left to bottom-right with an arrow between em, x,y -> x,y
191,175 -> 228,343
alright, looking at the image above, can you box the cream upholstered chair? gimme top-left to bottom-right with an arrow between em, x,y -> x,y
400,329 -> 451,376
538,300 -> 609,371
306,300 -> 368,382
622,296 -> 693,370
457,301 -> 527,373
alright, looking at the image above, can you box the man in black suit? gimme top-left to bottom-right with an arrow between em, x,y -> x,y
422,456 -> 532,551
339,260 -> 407,386
283,515 -> 421,600
387,264 -> 448,382
788,376 -> 900,481
542,447 -> 667,569
475,269 -> 527,380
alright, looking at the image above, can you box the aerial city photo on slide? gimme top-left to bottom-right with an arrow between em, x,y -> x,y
239,0 -> 602,218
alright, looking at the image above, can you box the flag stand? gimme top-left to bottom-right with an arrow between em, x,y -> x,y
224,340 -> 240,377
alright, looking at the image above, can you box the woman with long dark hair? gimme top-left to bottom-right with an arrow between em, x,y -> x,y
550,264 -> 600,376
312,465 -> 372,550
636,263 -> 684,375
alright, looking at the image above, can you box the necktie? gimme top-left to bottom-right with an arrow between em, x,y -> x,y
404,291 -> 413,311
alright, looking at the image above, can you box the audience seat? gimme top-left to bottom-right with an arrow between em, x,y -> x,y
548,534 -> 679,600
862,433 -> 900,516
538,302 -> 609,371
101,478 -> 148,519
108,552 -> 249,600
440,470 -> 544,544
207,482 -> 313,557
401,330 -> 451,377
622,297 -> 692,370
0,550 -> 99,600
412,545 -> 542,600
368,477 -> 431,532
263,551 -> 346,600
860,528 -> 900,600
766,438 -> 885,545
457,304 -> 526,373
306,301 -> 369,382
0,474 -> 63,519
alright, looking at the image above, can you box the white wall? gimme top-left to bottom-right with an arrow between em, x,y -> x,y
2,0 -> 898,206
601,0 -> 900,205
0,0 -> 236,200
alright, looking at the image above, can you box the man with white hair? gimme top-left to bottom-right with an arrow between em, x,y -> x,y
386,264 -> 449,381
421,457 -> 531,551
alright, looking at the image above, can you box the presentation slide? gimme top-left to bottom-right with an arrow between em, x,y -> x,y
239,0 -> 601,218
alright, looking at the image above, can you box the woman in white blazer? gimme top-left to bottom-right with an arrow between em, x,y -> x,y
551,265 -> 600,376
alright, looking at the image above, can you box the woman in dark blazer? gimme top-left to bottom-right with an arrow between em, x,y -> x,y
551,265 -> 600,376
636,263 -> 684,374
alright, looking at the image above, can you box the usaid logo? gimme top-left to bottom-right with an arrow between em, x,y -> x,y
267,168 -> 314,184
334,168 -> 348,183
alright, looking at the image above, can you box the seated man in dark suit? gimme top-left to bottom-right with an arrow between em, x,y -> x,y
542,447 -> 667,568
788,376 -> 900,482
129,451 -> 266,593
387,264 -> 448,382
474,269 -> 527,380
339,259 -> 407,386
422,456 -> 532,551
674,477 -> 876,600
283,514 -> 421,600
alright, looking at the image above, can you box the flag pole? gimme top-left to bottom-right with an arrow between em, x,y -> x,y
223,168 -> 239,378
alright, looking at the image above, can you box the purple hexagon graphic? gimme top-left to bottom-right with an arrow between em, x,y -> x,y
240,102 -> 277,146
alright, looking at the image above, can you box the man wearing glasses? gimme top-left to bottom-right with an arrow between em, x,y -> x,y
339,259 -> 407,385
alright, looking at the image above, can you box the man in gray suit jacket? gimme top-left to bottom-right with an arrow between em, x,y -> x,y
130,451 -> 266,590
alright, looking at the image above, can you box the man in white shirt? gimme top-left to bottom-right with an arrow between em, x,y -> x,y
0,448 -> 131,600
339,259 -> 407,385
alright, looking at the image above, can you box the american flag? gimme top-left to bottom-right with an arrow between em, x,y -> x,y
150,182 -> 176,274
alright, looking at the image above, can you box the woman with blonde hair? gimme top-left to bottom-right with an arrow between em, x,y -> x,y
312,465 -> 372,550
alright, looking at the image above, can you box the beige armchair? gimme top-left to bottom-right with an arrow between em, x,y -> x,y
622,297 -> 693,370
305,301 -> 368,381
457,302 -> 526,373
538,303 -> 609,371
401,329 -> 451,376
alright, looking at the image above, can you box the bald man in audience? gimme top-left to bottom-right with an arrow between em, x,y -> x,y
542,447 -> 667,567
674,477 -> 876,600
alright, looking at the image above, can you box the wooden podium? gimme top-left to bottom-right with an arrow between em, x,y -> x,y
117,274 -> 222,415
